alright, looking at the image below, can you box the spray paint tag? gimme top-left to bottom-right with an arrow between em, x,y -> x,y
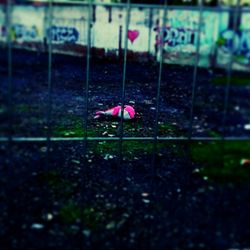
128,30 -> 140,44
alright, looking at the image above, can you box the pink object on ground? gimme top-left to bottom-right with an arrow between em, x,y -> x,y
94,105 -> 135,120
240,159 -> 250,166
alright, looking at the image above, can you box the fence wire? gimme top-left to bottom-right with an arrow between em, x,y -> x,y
1,0 -> 249,157
46,0 -> 53,168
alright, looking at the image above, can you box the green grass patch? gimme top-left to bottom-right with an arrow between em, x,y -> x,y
212,75 -> 250,86
93,141 -> 156,157
190,141 -> 250,183
59,201 -> 83,224
52,115 -> 179,159
91,140 -> 178,160
158,123 -> 178,136
52,115 -> 99,137
15,104 -> 44,113
208,130 -> 221,138
38,170 -> 76,198
59,201 -> 106,229
52,115 -> 178,138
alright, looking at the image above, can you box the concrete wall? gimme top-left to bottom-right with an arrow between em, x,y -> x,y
0,4 -> 249,71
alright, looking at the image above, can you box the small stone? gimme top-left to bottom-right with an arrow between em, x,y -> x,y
104,154 -> 114,160
144,100 -> 153,105
142,199 -> 150,204
106,221 -> 116,230
72,159 -> 80,164
126,177 -> 131,182
208,69 -> 213,75
40,147 -> 47,153
198,243 -> 205,248
46,213 -> 53,221
82,229 -> 91,237
198,188 -> 205,193
33,197 -> 40,202
31,223 -> 44,230
203,176 -> 209,181
0,107 -> 6,114
244,124 -> 250,130
193,168 -> 200,173
141,193 -> 149,197
71,225 -> 80,231
130,232 -> 136,238
122,213 -> 130,218
117,219 -> 126,228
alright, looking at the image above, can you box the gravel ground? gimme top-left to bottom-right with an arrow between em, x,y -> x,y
0,49 -> 250,249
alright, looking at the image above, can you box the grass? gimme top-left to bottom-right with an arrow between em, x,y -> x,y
38,170 -> 77,198
92,141 -> 157,159
59,201 -> 83,224
52,114 -> 178,138
59,201 -> 112,230
190,141 -> 250,183
15,104 -> 45,113
52,116 -> 180,159
50,116 -> 250,184
212,75 -> 250,86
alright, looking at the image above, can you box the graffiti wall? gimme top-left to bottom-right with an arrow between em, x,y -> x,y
0,5 -> 6,42
0,4 -> 249,71
154,10 -> 229,67
11,6 -> 44,50
216,12 -> 250,71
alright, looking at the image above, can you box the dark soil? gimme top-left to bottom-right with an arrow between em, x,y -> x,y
0,48 -> 250,250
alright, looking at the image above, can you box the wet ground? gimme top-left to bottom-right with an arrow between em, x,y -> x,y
0,49 -> 250,249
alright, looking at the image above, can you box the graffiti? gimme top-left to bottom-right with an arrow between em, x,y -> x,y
1,26 -> 6,37
218,29 -> 250,59
12,24 -> 39,41
128,30 -> 140,44
47,25 -> 79,43
155,26 -> 198,47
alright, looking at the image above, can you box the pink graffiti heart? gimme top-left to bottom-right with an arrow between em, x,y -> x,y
128,30 -> 140,44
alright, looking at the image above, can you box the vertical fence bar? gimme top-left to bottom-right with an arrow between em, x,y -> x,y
118,0 -> 130,165
6,0 -> 13,178
188,0 -> 204,140
151,0 -> 167,176
46,0 -> 53,169
147,8 -> 153,57
5,0 -> 13,231
221,0 -> 240,139
4,0 -> 13,191
83,0 -> 92,155
7,0 -> 12,144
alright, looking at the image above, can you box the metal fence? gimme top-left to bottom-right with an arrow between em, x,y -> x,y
0,0 -> 250,169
